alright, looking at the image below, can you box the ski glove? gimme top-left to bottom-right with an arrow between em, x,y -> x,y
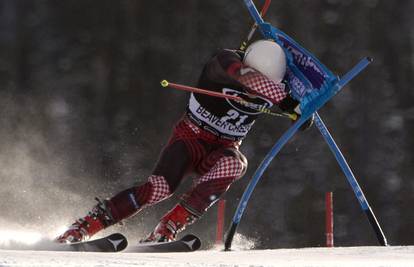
278,94 -> 314,131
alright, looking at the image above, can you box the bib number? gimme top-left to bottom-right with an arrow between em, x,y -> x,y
221,109 -> 248,126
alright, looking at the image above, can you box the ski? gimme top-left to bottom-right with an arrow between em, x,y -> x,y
126,234 -> 201,253
63,233 -> 128,252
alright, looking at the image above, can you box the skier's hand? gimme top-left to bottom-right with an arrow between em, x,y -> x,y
278,94 -> 299,114
298,113 -> 314,131
278,95 -> 314,131
290,109 -> 314,131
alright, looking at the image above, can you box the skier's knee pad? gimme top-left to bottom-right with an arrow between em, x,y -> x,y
201,155 -> 247,182
198,147 -> 248,179
181,154 -> 247,216
222,148 -> 248,179
106,175 -> 172,221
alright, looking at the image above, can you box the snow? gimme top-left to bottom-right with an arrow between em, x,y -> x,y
1,246 -> 414,267
0,230 -> 412,267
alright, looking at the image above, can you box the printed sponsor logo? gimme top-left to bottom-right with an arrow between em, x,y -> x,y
287,70 -> 308,98
222,88 -> 273,115
108,238 -> 125,251
183,239 -> 197,250
278,34 -> 328,90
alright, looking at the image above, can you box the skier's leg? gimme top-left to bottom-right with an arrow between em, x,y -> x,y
104,119 -> 210,223
56,143 -> 189,243
56,118 -> 209,243
182,147 -> 247,215
146,147 -> 247,242
105,140 -> 193,222
56,140 -> 196,243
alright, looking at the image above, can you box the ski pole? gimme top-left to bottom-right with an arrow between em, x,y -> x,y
240,0 -> 272,51
160,80 -> 297,120
161,80 -> 242,101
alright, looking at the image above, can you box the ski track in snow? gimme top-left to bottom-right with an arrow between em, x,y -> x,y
1,246 -> 414,267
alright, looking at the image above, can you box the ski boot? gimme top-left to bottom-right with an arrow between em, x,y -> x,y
56,198 -> 115,243
141,204 -> 197,243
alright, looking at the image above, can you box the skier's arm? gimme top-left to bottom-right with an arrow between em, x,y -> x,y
216,49 -> 288,104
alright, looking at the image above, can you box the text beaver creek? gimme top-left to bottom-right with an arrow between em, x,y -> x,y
195,106 -> 253,135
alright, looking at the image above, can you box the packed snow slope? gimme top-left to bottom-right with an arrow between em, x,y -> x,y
1,245 -> 414,267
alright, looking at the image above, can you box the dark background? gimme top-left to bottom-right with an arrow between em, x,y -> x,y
0,0 -> 413,249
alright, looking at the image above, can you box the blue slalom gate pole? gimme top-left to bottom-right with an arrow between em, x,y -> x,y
338,57 -> 373,88
243,0 -> 265,25
224,59 -> 373,250
314,113 -> 388,246
224,116 -> 309,250
225,0 -> 387,251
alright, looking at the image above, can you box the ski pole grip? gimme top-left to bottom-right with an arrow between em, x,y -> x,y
161,80 -> 169,87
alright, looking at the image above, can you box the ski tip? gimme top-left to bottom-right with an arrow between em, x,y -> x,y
366,56 -> 374,62
160,80 -> 169,87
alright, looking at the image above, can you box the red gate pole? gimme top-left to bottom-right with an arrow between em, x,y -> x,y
326,192 -> 334,247
216,199 -> 226,245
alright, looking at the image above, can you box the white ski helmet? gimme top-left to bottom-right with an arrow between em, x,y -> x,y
243,40 -> 287,83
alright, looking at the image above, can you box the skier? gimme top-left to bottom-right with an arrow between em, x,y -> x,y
56,39 -> 312,243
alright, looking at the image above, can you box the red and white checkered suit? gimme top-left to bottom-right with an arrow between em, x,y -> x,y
238,69 -> 287,104
197,156 -> 244,184
147,175 -> 172,204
